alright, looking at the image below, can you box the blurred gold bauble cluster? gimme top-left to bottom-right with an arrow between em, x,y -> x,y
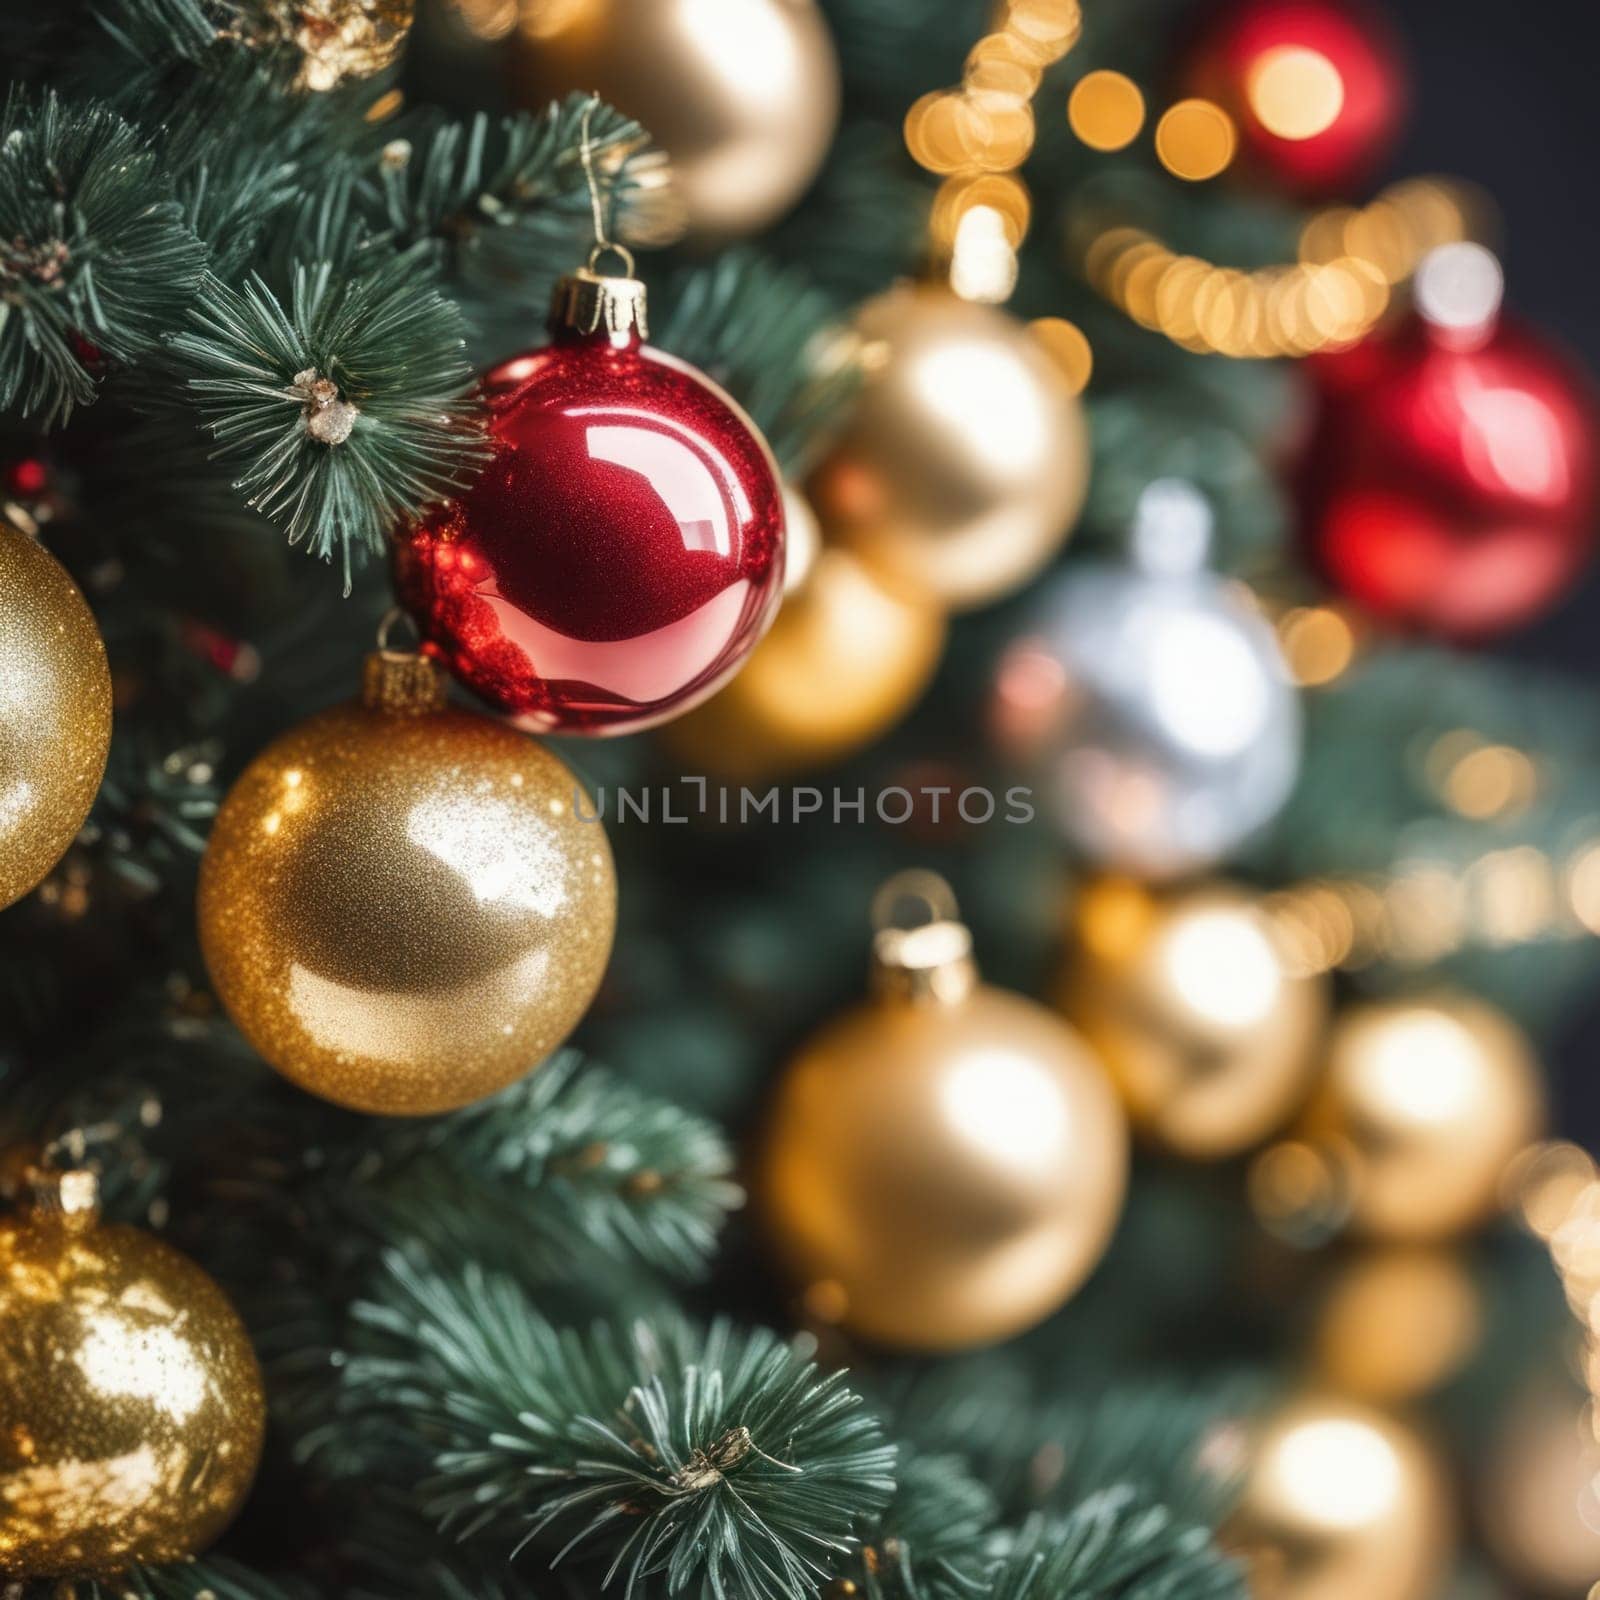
1061,878 -> 1329,1160
0,522 -> 112,912
756,873 -> 1126,1351
809,284 -> 1090,612
198,651 -> 616,1116
511,0 -> 840,241
666,493 -> 945,778
1223,1396 -> 1455,1600
0,1170 -> 264,1580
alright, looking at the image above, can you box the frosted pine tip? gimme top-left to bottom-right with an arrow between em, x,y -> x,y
292,366 -> 361,445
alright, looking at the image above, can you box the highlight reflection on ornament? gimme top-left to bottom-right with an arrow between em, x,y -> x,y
993,480 -> 1300,879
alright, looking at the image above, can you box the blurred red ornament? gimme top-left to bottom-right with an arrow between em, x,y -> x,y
396,269 -> 785,735
1182,0 -> 1406,197
1301,251 -> 1599,640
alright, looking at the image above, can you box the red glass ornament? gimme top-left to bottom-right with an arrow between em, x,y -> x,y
396,286 -> 785,735
1182,0 -> 1406,198
1301,314 -> 1599,641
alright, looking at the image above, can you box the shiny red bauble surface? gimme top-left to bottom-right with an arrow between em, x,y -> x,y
395,326 -> 785,735
1301,317 -> 1599,641
1182,0 -> 1406,198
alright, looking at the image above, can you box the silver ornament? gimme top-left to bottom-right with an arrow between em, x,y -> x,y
994,481 -> 1301,879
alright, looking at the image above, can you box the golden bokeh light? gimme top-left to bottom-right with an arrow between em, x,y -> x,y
1247,45 -> 1345,141
950,204 -> 1021,303
1566,841 -> 1600,935
1068,70 -> 1146,151
1082,177 -> 1475,359
1442,742 -> 1539,820
1029,316 -> 1093,394
931,173 -> 1032,250
997,0 -> 1083,65
1155,99 -> 1237,181
1278,605 -> 1358,687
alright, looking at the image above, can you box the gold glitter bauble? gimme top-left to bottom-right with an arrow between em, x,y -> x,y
1060,878 -> 1329,1159
198,652 -> 616,1116
756,872 -> 1127,1351
1296,991 -> 1545,1241
0,522 -> 112,911
1311,1247 -> 1481,1403
664,530 -> 945,779
808,285 -> 1089,611
0,1170 -> 264,1580
511,0 -> 840,241
1224,1396 -> 1454,1600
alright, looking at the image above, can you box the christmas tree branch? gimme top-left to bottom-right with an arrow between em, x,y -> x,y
169,250 -> 487,585
987,1496 -> 1245,1600
0,91 -> 205,425
371,95 -> 648,288
335,1259 -> 897,1600
352,1053 -> 743,1283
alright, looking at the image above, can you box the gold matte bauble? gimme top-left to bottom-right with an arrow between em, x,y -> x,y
1224,1396 -> 1455,1600
0,1170 -> 264,1580
1296,992 -> 1545,1241
756,872 -> 1127,1351
808,285 -> 1089,611
1480,1383 -> 1600,1594
0,521 -> 112,911
664,509 -> 945,779
198,652 -> 616,1116
1060,878 -> 1328,1159
511,0 -> 840,240
1311,1247 -> 1481,1403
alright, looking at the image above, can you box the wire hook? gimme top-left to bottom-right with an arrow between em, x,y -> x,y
580,95 -> 636,279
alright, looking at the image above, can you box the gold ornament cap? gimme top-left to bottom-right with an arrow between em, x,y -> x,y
552,257 -> 650,343
9,1162 -> 102,1230
362,649 -> 447,714
870,870 -> 977,1004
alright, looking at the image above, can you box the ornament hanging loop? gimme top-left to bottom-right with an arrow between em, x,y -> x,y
870,869 -> 976,1006
365,608 -> 446,715
554,97 -> 650,341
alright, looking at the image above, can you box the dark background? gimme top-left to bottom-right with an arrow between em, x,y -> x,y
1386,0 -> 1599,1138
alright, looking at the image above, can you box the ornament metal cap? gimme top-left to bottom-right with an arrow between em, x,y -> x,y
18,1164 -> 102,1229
552,252 -> 650,343
870,869 -> 978,1005
363,611 -> 446,714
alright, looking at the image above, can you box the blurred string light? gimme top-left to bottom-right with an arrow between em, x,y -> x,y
904,0 -> 1097,380
1506,1142 -> 1600,1533
1077,176 -> 1483,358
